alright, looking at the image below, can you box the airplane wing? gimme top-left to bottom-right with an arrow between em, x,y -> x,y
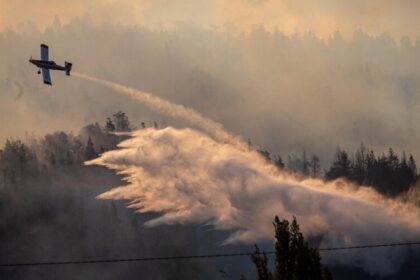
42,68 -> 52,85
40,44 -> 49,61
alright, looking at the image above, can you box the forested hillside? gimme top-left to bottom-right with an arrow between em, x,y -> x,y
0,112 -> 419,279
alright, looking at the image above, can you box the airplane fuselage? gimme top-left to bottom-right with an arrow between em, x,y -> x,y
30,44 -> 72,85
29,59 -> 66,71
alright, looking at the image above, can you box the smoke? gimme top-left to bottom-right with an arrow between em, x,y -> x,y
3,24 -> 420,165
3,0 -> 420,39
78,73 -> 420,275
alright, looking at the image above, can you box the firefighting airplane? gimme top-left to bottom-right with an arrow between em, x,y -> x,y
29,44 -> 72,85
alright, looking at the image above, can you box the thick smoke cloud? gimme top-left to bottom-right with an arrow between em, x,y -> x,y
2,1 -> 420,38
2,23 -> 420,166
88,127 -> 420,275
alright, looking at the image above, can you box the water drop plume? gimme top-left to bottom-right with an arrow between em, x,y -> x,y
77,73 -> 420,275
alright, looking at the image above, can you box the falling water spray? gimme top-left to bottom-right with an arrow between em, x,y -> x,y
75,72 -> 420,275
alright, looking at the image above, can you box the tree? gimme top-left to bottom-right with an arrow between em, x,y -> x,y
84,137 -> 97,160
246,217 -> 332,280
397,153 -> 413,194
325,147 -> 351,181
247,139 -> 253,150
251,245 -> 273,280
81,122 -> 117,151
0,149 -> 4,187
325,144 -> 418,197
302,150 -> 310,176
310,155 -> 320,177
408,155 -> 417,181
387,148 -> 399,170
274,156 -> 285,169
351,143 -> 367,184
41,132 -> 82,166
258,150 -> 271,162
0,139 -> 38,187
274,217 -> 290,280
105,117 -> 116,132
113,111 -> 131,132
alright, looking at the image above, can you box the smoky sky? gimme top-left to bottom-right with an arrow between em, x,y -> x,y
1,15 -> 420,165
2,1 -> 420,38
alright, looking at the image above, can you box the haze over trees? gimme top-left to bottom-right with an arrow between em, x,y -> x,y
0,112 -> 419,279
262,144 -> 418,198
3,22 -> 420,167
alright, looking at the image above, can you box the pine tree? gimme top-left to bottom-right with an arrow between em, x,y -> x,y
302,150 -> 310,176
274,156 -> 285,169
325,147 -> 351,180
352,142 -> 367,184
310,155 -> 320,177
274,217 -> 290,280
246,217 -> 332,280
84,137 -> 97,160
258,150 -> 271,162
251,245 -> 273,280
113,111 -> 131,132
408,155 -> 417,181
105,117 -> 116,132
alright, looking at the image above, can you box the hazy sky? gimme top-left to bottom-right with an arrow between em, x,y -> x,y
1,1 -> 420,166
2,0 -> 420,39
1,3 -> 419,276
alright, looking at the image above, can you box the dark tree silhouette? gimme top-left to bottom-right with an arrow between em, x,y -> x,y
258,150 -> 271,162
41,132 -> 83,166
105,117 -> 116,132
113,111 -> 131,132
251,245 -> 273,280
0,139 -> 38,188
84,137 -> 97,160
246,217 -> 331,280
408,155 -> 417,181
274,156 -> 285,169
324,145 -> 417,197
302,150 -> 310,176
310,155 -> 320,177
325,147 -> 351,181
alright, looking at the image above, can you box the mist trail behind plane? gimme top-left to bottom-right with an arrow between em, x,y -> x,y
76,72 -> 420,275
73,72 -> 247,150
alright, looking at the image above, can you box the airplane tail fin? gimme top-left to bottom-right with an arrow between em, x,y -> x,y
65,62 -> 72,76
